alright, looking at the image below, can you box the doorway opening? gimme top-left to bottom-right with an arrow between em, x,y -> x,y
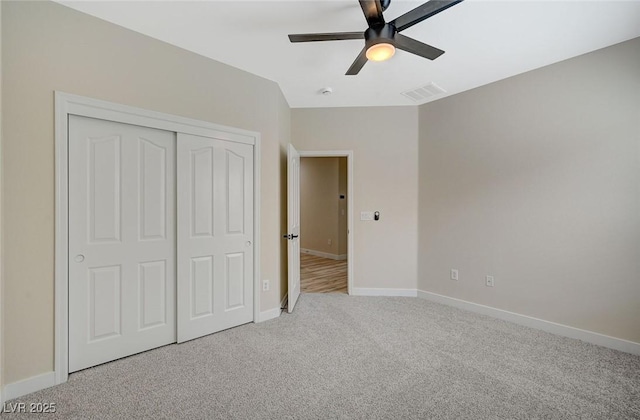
299,156 -> 348,294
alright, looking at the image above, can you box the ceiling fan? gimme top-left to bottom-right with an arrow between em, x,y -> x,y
288,0 -> 464,75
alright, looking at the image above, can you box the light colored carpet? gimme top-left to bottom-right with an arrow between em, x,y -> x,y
4,294 -> 640,419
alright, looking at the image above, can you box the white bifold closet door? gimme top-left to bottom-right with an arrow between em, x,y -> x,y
176,133 -> 254,343
69,115 -> 176,372
69,118 -> 254,372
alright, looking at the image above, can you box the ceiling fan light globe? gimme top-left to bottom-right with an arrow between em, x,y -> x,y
366,43 -> 396,62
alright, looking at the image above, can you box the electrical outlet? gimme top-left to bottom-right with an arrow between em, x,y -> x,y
328,239 -> 332,246
450,269 -> 458,281
485,275 -> 495,287
262,279 -> 270,292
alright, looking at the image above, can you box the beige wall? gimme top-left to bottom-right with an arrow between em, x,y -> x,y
1,0 -> 289,385
300,157 -> 339,254
418,37 -> 640,343
300,157 -> 347,257
292,107 -> 419,291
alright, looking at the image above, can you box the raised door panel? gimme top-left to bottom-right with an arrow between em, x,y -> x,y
191,148 -> 214,238
89,265 -> 121,341
139,138 -> 168,241
226,253 -> 244,310
226,150 -> 245,235
191,256 -> 214,318
138,261 -> 167,329
89,135 -> 121,243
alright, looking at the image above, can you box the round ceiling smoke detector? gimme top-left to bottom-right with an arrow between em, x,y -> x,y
320,87 -> 333,96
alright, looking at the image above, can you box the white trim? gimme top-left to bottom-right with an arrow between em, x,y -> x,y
298,151 -> 354,295
417,290 -> 640,356
3,372 -> 55,401
54,92 -> 262,385
257,294 -> 287,323
54,93 -> 70,385
351,288 -> 418,297
253,134 -> 262,326
300,248 -> 347,261
257,307 -> 282,323
56,92 -> 257,145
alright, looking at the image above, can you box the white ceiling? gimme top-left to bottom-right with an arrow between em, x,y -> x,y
57,0 -> 640,108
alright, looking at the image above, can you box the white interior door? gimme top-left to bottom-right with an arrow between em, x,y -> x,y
176,133 -> 254,342
69,115 -> 176,372
287,144 -> 301,313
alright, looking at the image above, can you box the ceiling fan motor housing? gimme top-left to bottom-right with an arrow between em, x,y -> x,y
364,24 -> 397,49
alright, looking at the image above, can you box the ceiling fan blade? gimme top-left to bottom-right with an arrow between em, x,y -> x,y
288,32 -> 364,43
346,47 -> 368,75
390,0 -> 464,32
359,0 -> 385,27
394,34 -> 445,60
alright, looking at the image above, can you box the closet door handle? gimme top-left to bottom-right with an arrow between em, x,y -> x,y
282,234 -> 299,240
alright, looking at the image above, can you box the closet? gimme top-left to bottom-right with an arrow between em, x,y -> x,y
67,114 -> 254,372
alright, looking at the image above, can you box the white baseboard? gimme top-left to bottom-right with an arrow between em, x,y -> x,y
3,371 -> 56,401
257,307 -> 281,323
351,288 -> 418,297
256,294 -> 287,323
417,290 -> 640,356
301,248 -> 347,261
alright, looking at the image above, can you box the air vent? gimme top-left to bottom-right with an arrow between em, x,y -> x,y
401,82 -> 446,103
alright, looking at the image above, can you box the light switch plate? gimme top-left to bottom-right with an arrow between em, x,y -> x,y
360,211 -> 374,221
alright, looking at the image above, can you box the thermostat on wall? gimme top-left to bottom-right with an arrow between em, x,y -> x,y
360,211 -> 374,221
361,211 -> 381,221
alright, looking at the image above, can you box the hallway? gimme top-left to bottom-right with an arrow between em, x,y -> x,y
300,253 -> 347,294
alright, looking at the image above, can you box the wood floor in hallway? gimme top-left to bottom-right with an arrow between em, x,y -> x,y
300,253 -> 347,294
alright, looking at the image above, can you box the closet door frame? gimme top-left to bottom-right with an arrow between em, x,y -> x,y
54,91 -> 261,385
